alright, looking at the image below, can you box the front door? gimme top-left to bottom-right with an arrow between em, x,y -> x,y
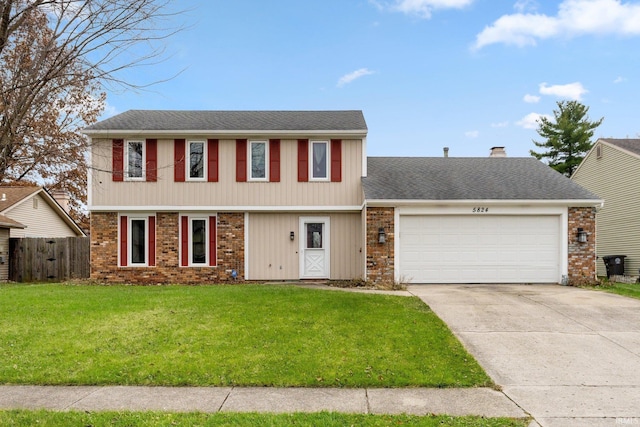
299,217 -> 330,278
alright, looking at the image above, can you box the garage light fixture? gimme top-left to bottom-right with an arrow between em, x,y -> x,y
378,227 -> 386,244
577,228 -> 587,243
290,231 -> 295,241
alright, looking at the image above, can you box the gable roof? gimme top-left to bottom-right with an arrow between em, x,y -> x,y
0,214 -> 25,229
363,157 -> 601,202
0,186 -> 85,236
599,138 -> 640,158
83,110 -> 368,135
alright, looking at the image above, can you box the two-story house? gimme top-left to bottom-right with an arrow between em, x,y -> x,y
85,110 -> 602,285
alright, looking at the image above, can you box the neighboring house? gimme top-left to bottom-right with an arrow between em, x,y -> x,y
0,186 -> 86,281
84,110 -> 602,285
572,138 -> 640,278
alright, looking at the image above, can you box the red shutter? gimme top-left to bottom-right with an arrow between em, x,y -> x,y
236,139 -> 247,182
113,139 -> 124,182
146,139 -> 157,182
119,215 -> 128,266
207,139 -> 219,182
148,215 -> 156,267
331,139 -> 342,182
174,139 -> 186,182
180,215 -> 189,267
269,139 -> 280,182
298,139 -> 309,182
209,216 -> 217,266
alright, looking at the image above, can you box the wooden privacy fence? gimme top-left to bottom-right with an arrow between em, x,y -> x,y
9,237 -> 90,282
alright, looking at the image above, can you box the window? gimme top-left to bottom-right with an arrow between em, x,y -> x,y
250,141 -> 268,180
189,141 -> 205,180
119,214 -> 155,267
180,215 -> 217,267
126,141 -> 144,180
311,141 -> 328,180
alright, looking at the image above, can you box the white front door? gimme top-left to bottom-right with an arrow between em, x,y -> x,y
300,217 -> 330,279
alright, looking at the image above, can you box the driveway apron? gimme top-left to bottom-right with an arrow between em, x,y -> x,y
409,284 -> 640,427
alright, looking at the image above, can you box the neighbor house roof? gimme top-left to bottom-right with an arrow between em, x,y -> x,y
600,138 -> 640,157
0,214 -> 25,229
363,157 -> 601,202
83,110 -> 368,135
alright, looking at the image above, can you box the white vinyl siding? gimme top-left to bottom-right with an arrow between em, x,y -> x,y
6,194 -> 79,238
0,228 -> 9,281
398,215 -> 561,284
572,142 -> 640,277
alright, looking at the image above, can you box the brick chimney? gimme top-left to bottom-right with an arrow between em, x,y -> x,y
489,146 -> 506,157
51,190 -> 70,213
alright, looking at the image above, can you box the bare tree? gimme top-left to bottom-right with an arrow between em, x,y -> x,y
0,0 -> 182,220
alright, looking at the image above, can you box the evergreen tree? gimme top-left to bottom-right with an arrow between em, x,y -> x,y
530,100 -> 603,177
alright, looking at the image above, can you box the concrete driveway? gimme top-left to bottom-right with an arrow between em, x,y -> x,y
409,284 -> 640,427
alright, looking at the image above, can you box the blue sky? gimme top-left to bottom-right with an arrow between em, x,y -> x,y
104,0 -> 640,158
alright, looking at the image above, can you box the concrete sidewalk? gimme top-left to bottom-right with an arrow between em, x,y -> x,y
0,385 -> 528,417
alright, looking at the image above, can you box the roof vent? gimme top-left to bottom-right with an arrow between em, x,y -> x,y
443,147 -> 449,158
0,193 -> 5,202
489,146 -> 506,158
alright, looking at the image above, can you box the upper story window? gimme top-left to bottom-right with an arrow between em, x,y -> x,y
250,141 -> 268,180
126,141 -> 145,180
311,141 -> 329,180
189,141 -> 206,180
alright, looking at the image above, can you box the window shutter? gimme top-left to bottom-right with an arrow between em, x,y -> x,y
236,139 -> 247,182
148,215 -> 156,267
331,139 -> 342,182
146,139 -> 157,182
207,139 -> 219,182
113,139 -> 124,182
180,215 -> 189,267
298,139 -> 309,182
269,139 -> 280,182
209,216 -> 217,266
174,139 -> 186,182
119,215 -> 128,266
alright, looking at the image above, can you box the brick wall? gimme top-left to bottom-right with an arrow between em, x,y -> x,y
567,206 -> 597,284
366,207 -> 395,284
90,212 -> 244,284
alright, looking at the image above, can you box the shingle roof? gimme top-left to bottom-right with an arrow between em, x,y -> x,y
0,186 -> 40,212
0,214 -> 25,229
363,157 -> 601,200
84,110 -> 367,133
601,138 -> 640,157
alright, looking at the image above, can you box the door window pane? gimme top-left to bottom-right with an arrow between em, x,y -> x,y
127,141 -> 143,178
306,223 -> 323,249
192,219 -> 206,264
251,141 -> 266,179
189,142 -> 204,179
312,142 -> 327,179
131,219 -> 146,264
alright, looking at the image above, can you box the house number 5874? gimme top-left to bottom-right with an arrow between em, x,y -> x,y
472,207 -> 489,213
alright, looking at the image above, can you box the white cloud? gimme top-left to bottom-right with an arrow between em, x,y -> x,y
516,112 -> 552,129
474,0 -> 640,49
614,76 -> 626,83
491,121 -> 509,128
465,130 -> 479,138
523,94 -> 541,103
539,82 -> 587,100
371,0 -> 474,19
514,0 -> 538,13
337,68 -> 375,87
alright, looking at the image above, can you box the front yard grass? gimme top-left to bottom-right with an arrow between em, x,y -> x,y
0,284 -> 491,388
0,410 -> 531,427
594,281 -> 640,300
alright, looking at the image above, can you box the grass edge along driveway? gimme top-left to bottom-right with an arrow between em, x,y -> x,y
0,283 -> 491,388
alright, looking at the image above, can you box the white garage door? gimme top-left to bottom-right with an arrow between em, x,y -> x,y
399,215 -> 561,284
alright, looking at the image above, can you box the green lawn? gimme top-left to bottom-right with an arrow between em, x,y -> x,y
0,284 -> 491,388
595,281 -> 640,300
0,410 -> 530,427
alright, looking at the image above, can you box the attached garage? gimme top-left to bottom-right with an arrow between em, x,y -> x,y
398,214 -> 561,283
363,156 -> 603,285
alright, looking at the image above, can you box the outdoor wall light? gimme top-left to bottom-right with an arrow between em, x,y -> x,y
290,231 -> 295,241
577,227 -> 587,243
378,227 -> 386,244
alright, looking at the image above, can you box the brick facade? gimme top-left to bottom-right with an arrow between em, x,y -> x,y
90,212 -> 244,284
567,206 -> 597,284
366,207 -> 395,284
